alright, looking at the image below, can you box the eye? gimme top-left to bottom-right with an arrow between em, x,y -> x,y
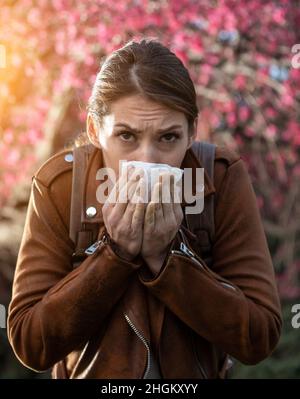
117,131 -> 135,142
160,133 -> 180,142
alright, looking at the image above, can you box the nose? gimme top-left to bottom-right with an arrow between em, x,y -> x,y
134,145 -> 159,164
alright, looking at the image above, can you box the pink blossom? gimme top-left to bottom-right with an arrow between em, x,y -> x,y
234,74 -> 247,90
0,0 -> 300,299
3,130 -> 14,144
238,106 -> 250,122
264,124 -> 277,140
227,112 -> 236,127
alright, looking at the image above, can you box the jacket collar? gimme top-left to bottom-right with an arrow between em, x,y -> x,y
81,143 -> 216,224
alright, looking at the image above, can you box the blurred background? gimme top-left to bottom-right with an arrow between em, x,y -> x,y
0,0 -> 299,378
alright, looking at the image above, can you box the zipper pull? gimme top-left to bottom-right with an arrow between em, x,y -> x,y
84,240 -> 103,255
179,241 -> 205,270
179,241 -> 195,258
84,231 -> 110,256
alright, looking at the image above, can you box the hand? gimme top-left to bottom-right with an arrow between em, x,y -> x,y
141,172 -> 184,274
102,166 -> 147,262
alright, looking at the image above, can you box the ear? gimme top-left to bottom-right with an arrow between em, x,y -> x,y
187,116 -> 198,149
86,113 -> 101,148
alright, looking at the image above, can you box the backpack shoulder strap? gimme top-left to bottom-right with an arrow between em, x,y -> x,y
185,141 -> 216,263
69,143 -> 94,252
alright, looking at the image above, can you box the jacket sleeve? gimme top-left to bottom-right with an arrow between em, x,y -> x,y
7,176 -> 142,372
138,158 -> 282,365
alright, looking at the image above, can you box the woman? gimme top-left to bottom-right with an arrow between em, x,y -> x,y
7,38 -> 282,379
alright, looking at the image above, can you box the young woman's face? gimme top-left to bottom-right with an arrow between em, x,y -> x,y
87,93 -> 196,178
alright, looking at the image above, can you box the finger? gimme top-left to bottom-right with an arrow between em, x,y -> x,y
130,173 -> 148,205
123,176 -> 146,227
107,176 -> 138,222
156,179 -> 164,222
151,178 -> 161,204
117,166 -> 144,203
106,164 -> 131,206
145,201 -> 156,227
104,168 -> 144,232
170,175 -> 182,205
147,180 -> 163,227
160,172 -> 173,220
166,174 -> 183,228
107,170 -> 141,226
173,176 -> 183,221
173,201 -> 184,225
103,169 -> 129,229
145,180 -> 159,227
161,173 -> 181,231
112,176 -> 140,224
109,166 -> 144,213
131,177 -> 147,228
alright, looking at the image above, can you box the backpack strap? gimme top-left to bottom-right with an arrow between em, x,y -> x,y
184,141 -> 216,267
69,143 -> 95,264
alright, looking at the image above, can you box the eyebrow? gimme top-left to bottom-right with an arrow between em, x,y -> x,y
114,123 -> 183,134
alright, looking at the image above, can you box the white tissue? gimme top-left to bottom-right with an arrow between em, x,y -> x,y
121,160 -> 183,201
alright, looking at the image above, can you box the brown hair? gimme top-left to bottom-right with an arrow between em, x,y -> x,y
74,37 -> 198,147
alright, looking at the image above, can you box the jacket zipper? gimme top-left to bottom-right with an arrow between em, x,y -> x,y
171,242 -> 238,292
84,232 -> 109,255
124,313 -> 151,379
171,242 -> 205,270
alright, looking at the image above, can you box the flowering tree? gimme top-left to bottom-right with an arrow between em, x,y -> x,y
0,0 -> 299,299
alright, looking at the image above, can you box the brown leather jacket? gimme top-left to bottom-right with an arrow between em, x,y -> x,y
7,143 -> 282,379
